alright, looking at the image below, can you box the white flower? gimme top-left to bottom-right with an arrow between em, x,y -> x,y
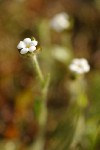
50,12 -> 70,32
69,58 -> 90,74
17,38 -> 38,54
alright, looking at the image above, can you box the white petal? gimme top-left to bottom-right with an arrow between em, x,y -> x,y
83,65 -> 90,72
17,41 -> 25,49
29,46 -> 36,52
20,48 -> 29,54
69,64 -> 77,71
23,38 -> 31,45
31,40 -> 38,46
69,64 -> 84,74
80,59 -> 90,72
76,65 -> 84,73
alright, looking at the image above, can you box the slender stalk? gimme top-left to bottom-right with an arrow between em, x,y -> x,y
69,75 -> 88,149
29,55 -> 50,150
32,55 -> 44,84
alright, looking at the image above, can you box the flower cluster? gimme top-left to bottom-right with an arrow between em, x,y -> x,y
50,12 -> 70,32
17,38 -> 38,54
69,58 -> 90,74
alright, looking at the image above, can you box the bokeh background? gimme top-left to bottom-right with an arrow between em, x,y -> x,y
0,0 -> 100,150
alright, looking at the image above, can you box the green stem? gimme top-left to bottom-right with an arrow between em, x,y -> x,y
32,55 -> 44,84
69,76 -> 88,149
29,55 -> 50,150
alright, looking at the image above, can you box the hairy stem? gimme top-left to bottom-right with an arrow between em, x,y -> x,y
32,55 -> 44,84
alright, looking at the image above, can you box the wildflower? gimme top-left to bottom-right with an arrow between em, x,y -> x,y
69,58 -> 90,74
17,38 -> 38,54
50,12 -> 70,32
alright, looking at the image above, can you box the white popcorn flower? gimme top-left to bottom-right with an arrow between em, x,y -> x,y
69,58 -> 90,74
50,12 -> 70,32
17,38 -> 38,54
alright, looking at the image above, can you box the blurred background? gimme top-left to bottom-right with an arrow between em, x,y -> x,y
0,0 -> 100,150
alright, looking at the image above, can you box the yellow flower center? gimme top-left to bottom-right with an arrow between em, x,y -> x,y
26,44 -> 30,48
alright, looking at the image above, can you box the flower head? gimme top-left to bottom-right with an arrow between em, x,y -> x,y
50,12 -> 70,32
17,38 -> 38,55
69,58 -> 90,74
